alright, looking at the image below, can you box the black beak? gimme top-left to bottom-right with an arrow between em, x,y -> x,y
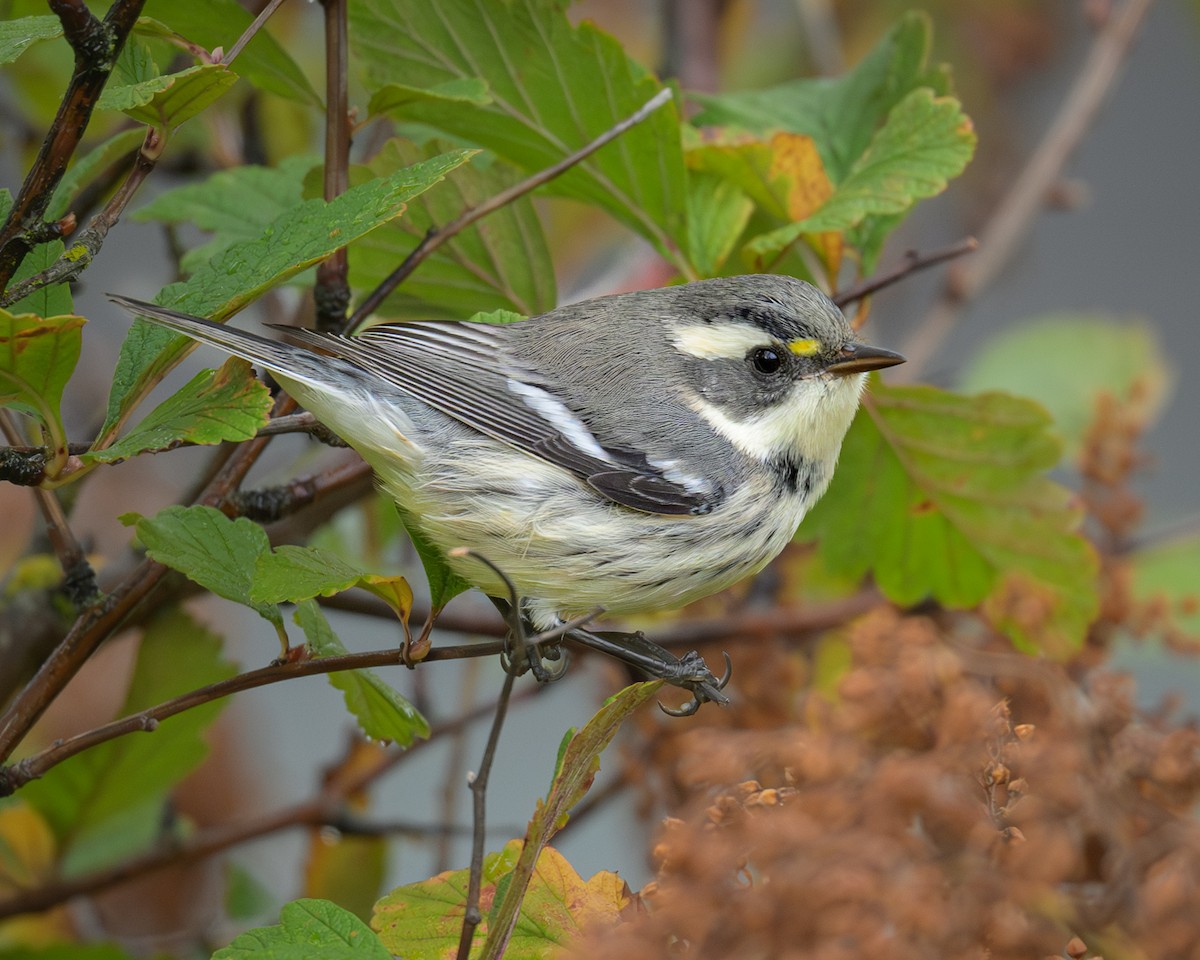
825,342 -> 906,377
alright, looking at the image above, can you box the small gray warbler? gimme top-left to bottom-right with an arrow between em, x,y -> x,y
111,275 -> 903,714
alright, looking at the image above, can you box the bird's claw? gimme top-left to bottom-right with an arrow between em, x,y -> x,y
658,650 -> 732,717
500,633 -> 568,683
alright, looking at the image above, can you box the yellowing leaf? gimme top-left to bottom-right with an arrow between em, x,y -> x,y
0,311 -> 84,437
372,842 -> 626,960
0,803 -> 56,895
768,132 -> 833,222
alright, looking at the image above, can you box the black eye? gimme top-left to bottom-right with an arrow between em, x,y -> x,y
750,347 -> 783,375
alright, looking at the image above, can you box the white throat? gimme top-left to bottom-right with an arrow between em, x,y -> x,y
689,372 -> 866,466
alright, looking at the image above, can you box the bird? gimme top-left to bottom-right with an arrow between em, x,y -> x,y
110,275 -> 903,714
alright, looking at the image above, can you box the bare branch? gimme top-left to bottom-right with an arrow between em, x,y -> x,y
0,412 -> 97,607
0,0 -> 147,291
832,237 -> 978,309
0,691 -> 541,920
0,640 -> 506,797
458,669 -> 516,960
315,0 -> 352,331
350,87 -> 675,326
898,0 -> 1156,379
0,129 -> 164,309
222,0 -> 290,66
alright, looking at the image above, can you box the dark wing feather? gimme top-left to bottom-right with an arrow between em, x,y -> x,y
272,321 -> 717,516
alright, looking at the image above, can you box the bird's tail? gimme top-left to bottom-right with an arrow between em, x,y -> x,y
107,295 -> 335,390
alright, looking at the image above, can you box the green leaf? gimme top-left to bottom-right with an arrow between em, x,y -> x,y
0,15 -> 63,65
351,0 -> 687,263
98,61 -> 239,129
1132,535 -> 1200,639
123,504 -> 281,628
83,357 -> 271,464
214,898 -> 391,960
99,149 -> 474,444
367,76 -> 491,114
349,139 -> 556,320
0,309 -> 84,436
251,544 -> 413,621
142,0 -> 321,106
743,88 -> 975,263
20,607 -> 236,876
133,155 -> 316,275
111,33 -> 160,87
295,601 -> 429,746
685,171 -> 754,277
691,11 -> 949,180
7,240 -> 73,318
373,842 -> 626,960
482,682 -> 660,959
399,509 -> 472,614
798,382 -> 1098,656
47,127 -> 147,221
960,314 -> 1173,458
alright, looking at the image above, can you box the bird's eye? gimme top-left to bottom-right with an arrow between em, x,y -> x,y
749,347 -> 783,375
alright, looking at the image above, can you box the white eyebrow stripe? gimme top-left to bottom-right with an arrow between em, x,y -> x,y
672,322 -> 772,360
504,379 -> 614,464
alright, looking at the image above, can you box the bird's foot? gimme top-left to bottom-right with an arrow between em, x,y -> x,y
564,627 -> 732,716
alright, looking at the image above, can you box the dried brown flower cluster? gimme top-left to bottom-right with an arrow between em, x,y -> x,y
588,608 -> 1200,960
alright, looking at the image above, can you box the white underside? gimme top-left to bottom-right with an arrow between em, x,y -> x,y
280,371 -> 864,632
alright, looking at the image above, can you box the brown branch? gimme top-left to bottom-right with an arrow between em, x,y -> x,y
0,128 -> 164,309
0,0 -> 146,292
0,394 -> 297,762
228,457 -> 371,523
314,0 -> 352,332
0,691 -> 540,920
0,556 -> 169,762
898,0 -> 1156,380
458,669 -> 515,960
832,237 -> 978,308
0,640 -> 505,798
322,584 -> 884,650
0,412 -> 97,607
350,87 -> 675,326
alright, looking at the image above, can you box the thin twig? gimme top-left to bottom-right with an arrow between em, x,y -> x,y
0,396 -> 294,762
0,412 -> 96,606
457,672 -> 515,960
315,0 -> 352,331
898,0 -> 1156,379
832,237 -> 978,308
436,658 -> 481,873
350,87 -> 675,326
221,0 -> 290,66
0,639 -> 506,797
322,584 -> 883,650
450,548 -> 526,960
0,0 -> 146,291
0,691 -> 540,920
0,128 -> 164,309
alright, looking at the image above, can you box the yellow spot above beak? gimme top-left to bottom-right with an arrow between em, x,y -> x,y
788,338 -> 821,357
